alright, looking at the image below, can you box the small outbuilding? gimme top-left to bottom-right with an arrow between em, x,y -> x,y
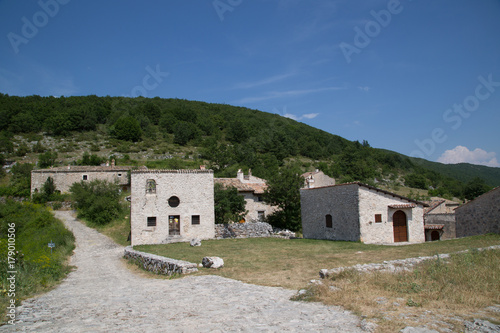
300,182 -> 427,244
455,186 -> 500,238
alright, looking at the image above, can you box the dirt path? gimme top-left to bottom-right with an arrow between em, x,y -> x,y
2,211 -> 363,332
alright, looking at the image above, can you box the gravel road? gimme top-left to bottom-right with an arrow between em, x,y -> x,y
2,210 -> 363,332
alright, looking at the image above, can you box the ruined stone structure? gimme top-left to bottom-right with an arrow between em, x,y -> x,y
455,186 -> 500,237
423,199 -> 459,241
302,170 -> 335,189
215,169 -> 277,223
31,164 -> 132,194
130,169 -> 215,246
214,222 -> 273,239
301,182 -> 426,244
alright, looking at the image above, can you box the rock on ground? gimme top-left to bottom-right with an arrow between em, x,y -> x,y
201,256 -> 224,269
2,210 -> 363,332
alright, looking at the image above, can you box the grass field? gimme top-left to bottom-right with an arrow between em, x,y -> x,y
134,234 -> 500,290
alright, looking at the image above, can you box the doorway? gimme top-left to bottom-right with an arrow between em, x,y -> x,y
393,210 -> 408,242
169,215 -> 180,235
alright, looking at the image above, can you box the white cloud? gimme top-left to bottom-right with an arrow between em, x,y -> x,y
273,106 -> 319,121
437,146 -> 500,167
234,73 -> 296,90
358,86 -> 371,92
237,86 -> 344,104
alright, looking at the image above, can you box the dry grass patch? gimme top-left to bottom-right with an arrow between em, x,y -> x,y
310,248 -> 500,332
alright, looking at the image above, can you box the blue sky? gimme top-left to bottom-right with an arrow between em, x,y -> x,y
1,0 -> 499,167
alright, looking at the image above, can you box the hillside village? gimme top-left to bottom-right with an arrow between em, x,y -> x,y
29,160 -> 499,246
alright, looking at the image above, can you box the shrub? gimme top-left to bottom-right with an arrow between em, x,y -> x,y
70,180 -> 121,225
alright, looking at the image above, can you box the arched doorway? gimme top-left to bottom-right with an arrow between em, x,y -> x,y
430,230 -> 440,241
393,210 -> 408,242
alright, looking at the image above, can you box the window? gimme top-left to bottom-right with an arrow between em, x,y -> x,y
118,173 -> 122,177
82,175 -> 88,181
326,214 -> 332,228
257,196 -> 263,202
168,196 -> 180,207
375,214 -> 382,223
191,215 -> 200,225
146,179 -> 156,194
147,216 -> 157,227
257,211 -> 265,221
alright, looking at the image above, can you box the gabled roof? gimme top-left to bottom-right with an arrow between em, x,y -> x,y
301,181 -> 428,207
215,178 -> 267,195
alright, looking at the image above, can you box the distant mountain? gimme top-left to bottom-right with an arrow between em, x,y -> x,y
411,157 -> 500,187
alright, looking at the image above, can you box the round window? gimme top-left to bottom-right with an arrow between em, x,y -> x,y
168,196 -> 180,207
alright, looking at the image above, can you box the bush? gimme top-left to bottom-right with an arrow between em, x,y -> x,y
70,180 -> 121,225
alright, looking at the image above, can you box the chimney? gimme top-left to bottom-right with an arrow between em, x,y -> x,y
106,160 -> 110,167
111,159 -> 115,167
237,169 -> 244,181
248,169 -> 252,177
200,165 -> 206,170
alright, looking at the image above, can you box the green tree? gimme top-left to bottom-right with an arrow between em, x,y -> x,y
111,116 -> 142,142
264,167 -> 304,231
70,180 -> 121,225
214,183 -> 247,224
9,163 -> 34,197
38,150 -> 58,168
463,177 -> 491,201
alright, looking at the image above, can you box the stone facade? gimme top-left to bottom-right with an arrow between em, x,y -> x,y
301,182 -> 426,244
31,165 -> 132,194
455,186 -> 500,238
130,169 -> 215,246
424,214 -> 456,241
214,222 -> 273,239
215,170 -> 277,223
302,170 -> 335,189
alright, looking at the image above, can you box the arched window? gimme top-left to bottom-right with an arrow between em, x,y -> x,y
146,179 -> 156,194
326,214 -> 332,228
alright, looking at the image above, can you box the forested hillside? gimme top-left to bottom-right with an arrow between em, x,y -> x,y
0,93 -> 497,200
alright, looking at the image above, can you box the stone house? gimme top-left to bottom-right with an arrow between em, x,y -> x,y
130,169 -> 215,246
455,186 -> 500,238
215,169 -> 277,223
423,199 -> 460,241
302,170 -> 335,189
31,163 -> 132,194
301,182 -> 427,244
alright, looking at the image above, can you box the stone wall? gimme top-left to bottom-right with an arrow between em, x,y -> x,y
123,246 -> 198,275
241,192 -> 277,222
455,187 -> 500,238
214,222 -> 273,239
130,170 -> 215,246
31,166 -> 131,194
358,187 -> 425,244
301,184 -> 360,242
424,214 -> 456,240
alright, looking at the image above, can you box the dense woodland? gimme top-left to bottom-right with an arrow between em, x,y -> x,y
0,93 -> 497,202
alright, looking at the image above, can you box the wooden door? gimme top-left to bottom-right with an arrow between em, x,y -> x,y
393,210 -> 408,242
431,230 -> 440,241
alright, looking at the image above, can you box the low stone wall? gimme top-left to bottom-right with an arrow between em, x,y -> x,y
124,246 -> 198,275
319,245 -> 500,279
214,222 -> 273,239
